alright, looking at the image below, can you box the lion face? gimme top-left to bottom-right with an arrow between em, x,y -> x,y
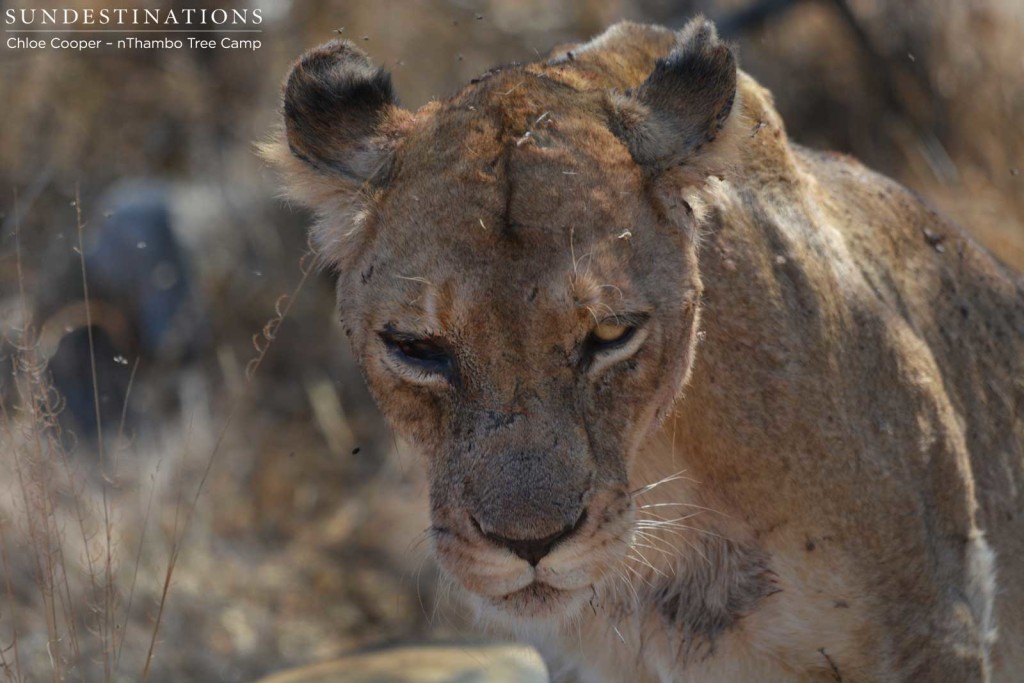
268,21 -> 737,623
344,96 -> 703,621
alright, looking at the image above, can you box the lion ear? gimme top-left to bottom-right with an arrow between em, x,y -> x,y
262,39 -> 408,207
262,39 -> 410,261
283,39 -> 401,181
611,17 -> 739,181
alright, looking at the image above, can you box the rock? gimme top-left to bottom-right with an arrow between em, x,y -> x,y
255,642 -> 548,683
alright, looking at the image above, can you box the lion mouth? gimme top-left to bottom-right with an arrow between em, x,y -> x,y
483,580 -> 592,620
431,490 -> 635,621
504,581 -> 564,601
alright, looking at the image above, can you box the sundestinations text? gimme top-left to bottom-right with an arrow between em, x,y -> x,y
5,8 -> 262,26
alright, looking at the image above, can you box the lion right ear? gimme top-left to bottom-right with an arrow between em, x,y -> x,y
609,17 -> 740,184
262,40 -> 409,222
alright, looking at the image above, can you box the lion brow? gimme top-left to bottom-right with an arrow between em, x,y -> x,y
391,274 -> 453,332
570,268 -> 634,316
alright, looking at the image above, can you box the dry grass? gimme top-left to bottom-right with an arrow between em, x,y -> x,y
0,190 -> 453,682
0,189 -> 243,681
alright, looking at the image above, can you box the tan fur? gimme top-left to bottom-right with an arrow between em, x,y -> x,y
265,19 -> 1024,683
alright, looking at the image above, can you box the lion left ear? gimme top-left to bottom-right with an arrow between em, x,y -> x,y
610,17 -> 739,180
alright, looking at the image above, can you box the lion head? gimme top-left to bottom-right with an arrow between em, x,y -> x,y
265,19 -> 741,623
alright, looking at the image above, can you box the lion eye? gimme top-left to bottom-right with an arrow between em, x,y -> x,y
582,313 -> 648,362
380,333 -> 452,374
586,323 -> 637,353
592,322 -> 631,343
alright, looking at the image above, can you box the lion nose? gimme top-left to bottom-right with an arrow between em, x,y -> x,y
477,511 -> 587,566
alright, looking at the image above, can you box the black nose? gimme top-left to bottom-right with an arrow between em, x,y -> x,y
479,512 -> 587,566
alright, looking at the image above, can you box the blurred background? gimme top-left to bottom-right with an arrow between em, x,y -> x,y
0,0 -> 1021,680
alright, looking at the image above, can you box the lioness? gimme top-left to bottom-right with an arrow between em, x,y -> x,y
265,18 -> 1024,682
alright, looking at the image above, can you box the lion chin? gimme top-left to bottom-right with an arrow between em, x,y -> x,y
476,582 -> 593,623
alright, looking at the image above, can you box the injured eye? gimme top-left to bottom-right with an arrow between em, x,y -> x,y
380,332 -> 453,377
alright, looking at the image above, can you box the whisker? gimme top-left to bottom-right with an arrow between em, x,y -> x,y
630,471 -> 698,498
627,548 -> 667,578
590,301 -> 618,322
637,511 -> 701,524
431,573 -> 456,627
631,539 -> 675,562
574,609 -> 583,656
395,275 -> 433,285
415,555 -> 434,624
640,502 -> 726,516
623,561 -> 655,590
612,566 -> 641,611
635,523 -> 714,544
633,529 -> 682,554
634,526 -> 710,565
405,525 -> 435,555
635,519 -> 720,539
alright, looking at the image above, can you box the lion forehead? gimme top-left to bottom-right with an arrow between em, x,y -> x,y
360,82 -> 671,327
377,98 -> 646,260
395,71 -> 636,185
